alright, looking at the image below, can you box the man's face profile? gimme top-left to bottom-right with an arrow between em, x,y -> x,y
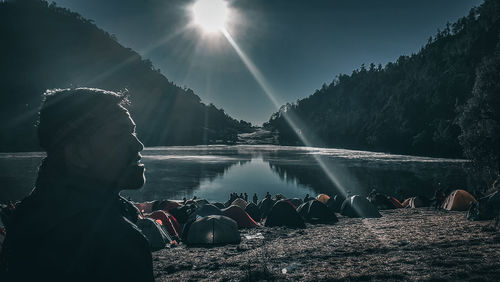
68,108 -> 146,191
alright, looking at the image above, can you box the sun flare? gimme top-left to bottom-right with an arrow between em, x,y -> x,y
192,0 -> 228,32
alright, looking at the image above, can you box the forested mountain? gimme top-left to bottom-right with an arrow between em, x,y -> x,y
0,0 -> 252,152
266,0 -> 500,158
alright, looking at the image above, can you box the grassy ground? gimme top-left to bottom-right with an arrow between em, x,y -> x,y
153,208 -> 500,281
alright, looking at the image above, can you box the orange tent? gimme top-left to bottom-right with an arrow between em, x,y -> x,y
401,198 -> 410,208
316,194 -> 330,204
441,190 -> 477,211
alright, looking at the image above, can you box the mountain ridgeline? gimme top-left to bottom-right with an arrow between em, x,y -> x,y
265,0 -> 500,159
0,0 -> 252,152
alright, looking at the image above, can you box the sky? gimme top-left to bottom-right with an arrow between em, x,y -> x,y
52,0 -> 483,125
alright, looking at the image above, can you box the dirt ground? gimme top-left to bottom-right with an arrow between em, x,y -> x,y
153,208 -> 500,281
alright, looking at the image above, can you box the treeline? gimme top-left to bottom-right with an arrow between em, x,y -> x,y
265,0 -> 500,160
0,0 -> 252,152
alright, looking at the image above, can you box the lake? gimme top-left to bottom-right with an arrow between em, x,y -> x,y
0,145 -> 471,204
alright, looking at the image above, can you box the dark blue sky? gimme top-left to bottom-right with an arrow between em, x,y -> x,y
53,0 -> 483,125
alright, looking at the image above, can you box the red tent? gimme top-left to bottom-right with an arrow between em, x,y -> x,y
157,200 -> 181,213
147,210 -> 181,238
222,205 -> 259,228
134,201 -> 154,214
389,197 -> 403,208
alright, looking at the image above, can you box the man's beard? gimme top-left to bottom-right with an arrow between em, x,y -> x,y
117,164 -> 146,190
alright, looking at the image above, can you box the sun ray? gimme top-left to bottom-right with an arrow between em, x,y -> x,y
222,28 -> 352,197
220,29 -> 389,243
84,25 -> 191,87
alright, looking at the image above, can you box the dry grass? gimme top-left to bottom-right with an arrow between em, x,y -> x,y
153,208 -> 500,281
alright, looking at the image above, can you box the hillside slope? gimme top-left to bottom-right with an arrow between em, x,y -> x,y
266,0 -> 500,158
0,0 -> 252,151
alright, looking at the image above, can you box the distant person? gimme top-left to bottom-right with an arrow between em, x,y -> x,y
244,193 -> 248,202
240,193 -> 244,199
304,194 -> 311,202
434,188 -> 445,210
253,193 -> 258,205
265,192 -> 271,199
471,188 -> 484,201
1,88 -> 153,281
225,193 -> 237,207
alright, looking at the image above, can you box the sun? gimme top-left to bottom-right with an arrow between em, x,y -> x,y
192,0 -> 228,32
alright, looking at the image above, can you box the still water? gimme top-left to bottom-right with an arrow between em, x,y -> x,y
0,145 -> 470,204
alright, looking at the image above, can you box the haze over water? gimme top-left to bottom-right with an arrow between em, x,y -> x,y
0,145 -> 470,204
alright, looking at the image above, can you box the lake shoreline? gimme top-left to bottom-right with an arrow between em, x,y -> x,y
153,208 -> 500,281
1,145 -> 472,205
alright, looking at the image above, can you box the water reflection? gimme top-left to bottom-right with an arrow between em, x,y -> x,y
267,157 -> 467,201
121,156 -> 251,202
186,158 -> 315,203
0,146 -> 470,204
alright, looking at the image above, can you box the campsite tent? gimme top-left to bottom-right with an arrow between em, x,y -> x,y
136,218 -> 172,251
196,204 -> 222,217
402,198 -> 410,207
265,200 -> 306,228
152,200 -> 181,212
222,205 -> 259,228
467,191 -> 500,220
134,201 -> 154,214
297,200 -> 338,224
195,199 -> 210,206
184,200 -> 198,206
272,194 -> 287,201
441,190 -> 477,211
245,203 -> 261,222
169,204 -> 197,224
231,198 -> 248,210
368,194 -> 403,210
389,197 -> 404,208
147,210 -> 181,238
212,202 -> 226,210
289,198 -> 303,208
402,196 -> 430,208
258,198 -> 275,219
316,194 -> 331,204
326,195 -> 346,213
186,215 -> 241,246
341,195 -> 381,218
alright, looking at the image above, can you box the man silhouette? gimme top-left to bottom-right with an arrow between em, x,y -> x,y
1,88 -> 153,281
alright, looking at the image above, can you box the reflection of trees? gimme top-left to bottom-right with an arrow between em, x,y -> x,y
265,154 -> 470,200
121,156 -> 251,202
1,149 -> 252,203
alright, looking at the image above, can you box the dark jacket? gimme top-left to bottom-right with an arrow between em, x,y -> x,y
2,159 -> 154,282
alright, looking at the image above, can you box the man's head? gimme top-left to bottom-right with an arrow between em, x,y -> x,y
38,88 -> 145,191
